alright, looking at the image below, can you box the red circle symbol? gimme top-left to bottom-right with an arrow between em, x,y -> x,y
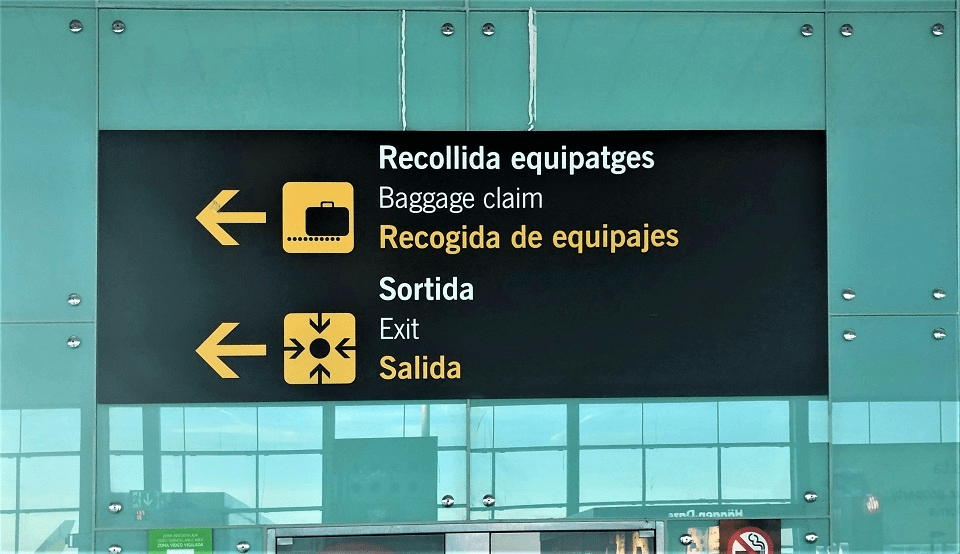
727,527 -> 773,554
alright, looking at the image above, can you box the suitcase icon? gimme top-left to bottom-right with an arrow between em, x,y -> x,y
305,201 -> 350,237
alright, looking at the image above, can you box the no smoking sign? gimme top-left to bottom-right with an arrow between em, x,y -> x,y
720,520 -> 780,554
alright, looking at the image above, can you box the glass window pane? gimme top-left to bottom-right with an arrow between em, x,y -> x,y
720,446 -> 791,500
580,448 -> 643,503
259,454 -> 322,508
17,512 -> 78,554
336,405 -> 405,439
160,407 -> 185,451
870,401 -> 941,444
20,456 -> 80,509
161,455 -> 184,493
470,452 -> 493,506
645,447 -> 718,501
109,454 -> 144,494
943,401 -> 959,443
183,407 -> 257,451
808,400 -> 828,443
438,450 -> 466,504
718,401 -> 790,443
428,403 -> 466,447
832,402 -> 869,445
20,409 -> 80,452
493,405 -> 566,448
643,403 -> 717,445
495,450 -> 566,506
0,513 -> 15,554
258,406 -> 323,450
108,407 -> 143,450
0,410 -> 20,453
580,403 -> 643,446
185,454 -> 256,508
282,534 -> 444,554
0,458 -> 16,510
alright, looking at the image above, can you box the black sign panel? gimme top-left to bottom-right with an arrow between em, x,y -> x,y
98,131 -> 826,404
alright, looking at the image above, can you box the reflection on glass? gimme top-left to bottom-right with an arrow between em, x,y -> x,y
0,410 -> 21,453
20,409 -> 81,452
259,454 -> 322,508
718,401 -> 789,443
2,408 -> 83,554
185,454 -> 256,507
580,403 -> 642,446
108,406 -> 143,450
869,401 -> 940,444
495,450 -> 567,506
579,449 -> 643,503
184,407 -> 257,451
96,398 -> 828,527
259,406 -> 323,450
808,400 -> 828,443
720,447 -> 791,500
336,404 -> 405,438
643,402 -> 717,444
108,454 -> 144,493
645,447 -> 718,501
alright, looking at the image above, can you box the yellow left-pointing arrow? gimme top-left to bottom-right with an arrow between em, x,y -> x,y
197,190 -> 267,246
196,322 -> 267,379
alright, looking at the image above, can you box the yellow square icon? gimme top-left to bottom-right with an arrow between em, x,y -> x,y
282,182 -> 354,253
283,312 -> 356,385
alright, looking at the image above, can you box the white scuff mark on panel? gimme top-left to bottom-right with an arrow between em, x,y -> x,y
527,8 -> 538,131
400,10 -> 408,131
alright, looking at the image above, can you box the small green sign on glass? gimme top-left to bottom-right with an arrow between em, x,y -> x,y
148,528 -> 213,554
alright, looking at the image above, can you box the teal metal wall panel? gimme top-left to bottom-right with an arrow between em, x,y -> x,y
830,317 -> 958,402
830,316 -> 959,550
827,13 -> 958,316
1,7 -> 96,323
404,12 -> 466,130
468,12 -> 530,130
534,12 -> 826,130
98,10 -> 402,130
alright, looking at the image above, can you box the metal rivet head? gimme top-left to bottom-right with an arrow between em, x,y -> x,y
67,336 -> 82,348
933,288 -> 947,300
932,23 -> 945,36
679,534 -> 694,546
933,328 -> 947,340
840,24 -> 853,37
441,494 -> 455,507
236,542 -> 250,553
108,546 -> 122,554
800,24 -> 814,37
69,20 -> 83,33
440,23 -> 454,36
112,20 -> 125,33
68,293 -> 82,306
804,491 -> 818,503
482,23 -> 496,36
804,533 -> 819,544
842,288 -> 856,301
481,494 -> 495,507
842,329 -> 857,342
107,502 -> 122,513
